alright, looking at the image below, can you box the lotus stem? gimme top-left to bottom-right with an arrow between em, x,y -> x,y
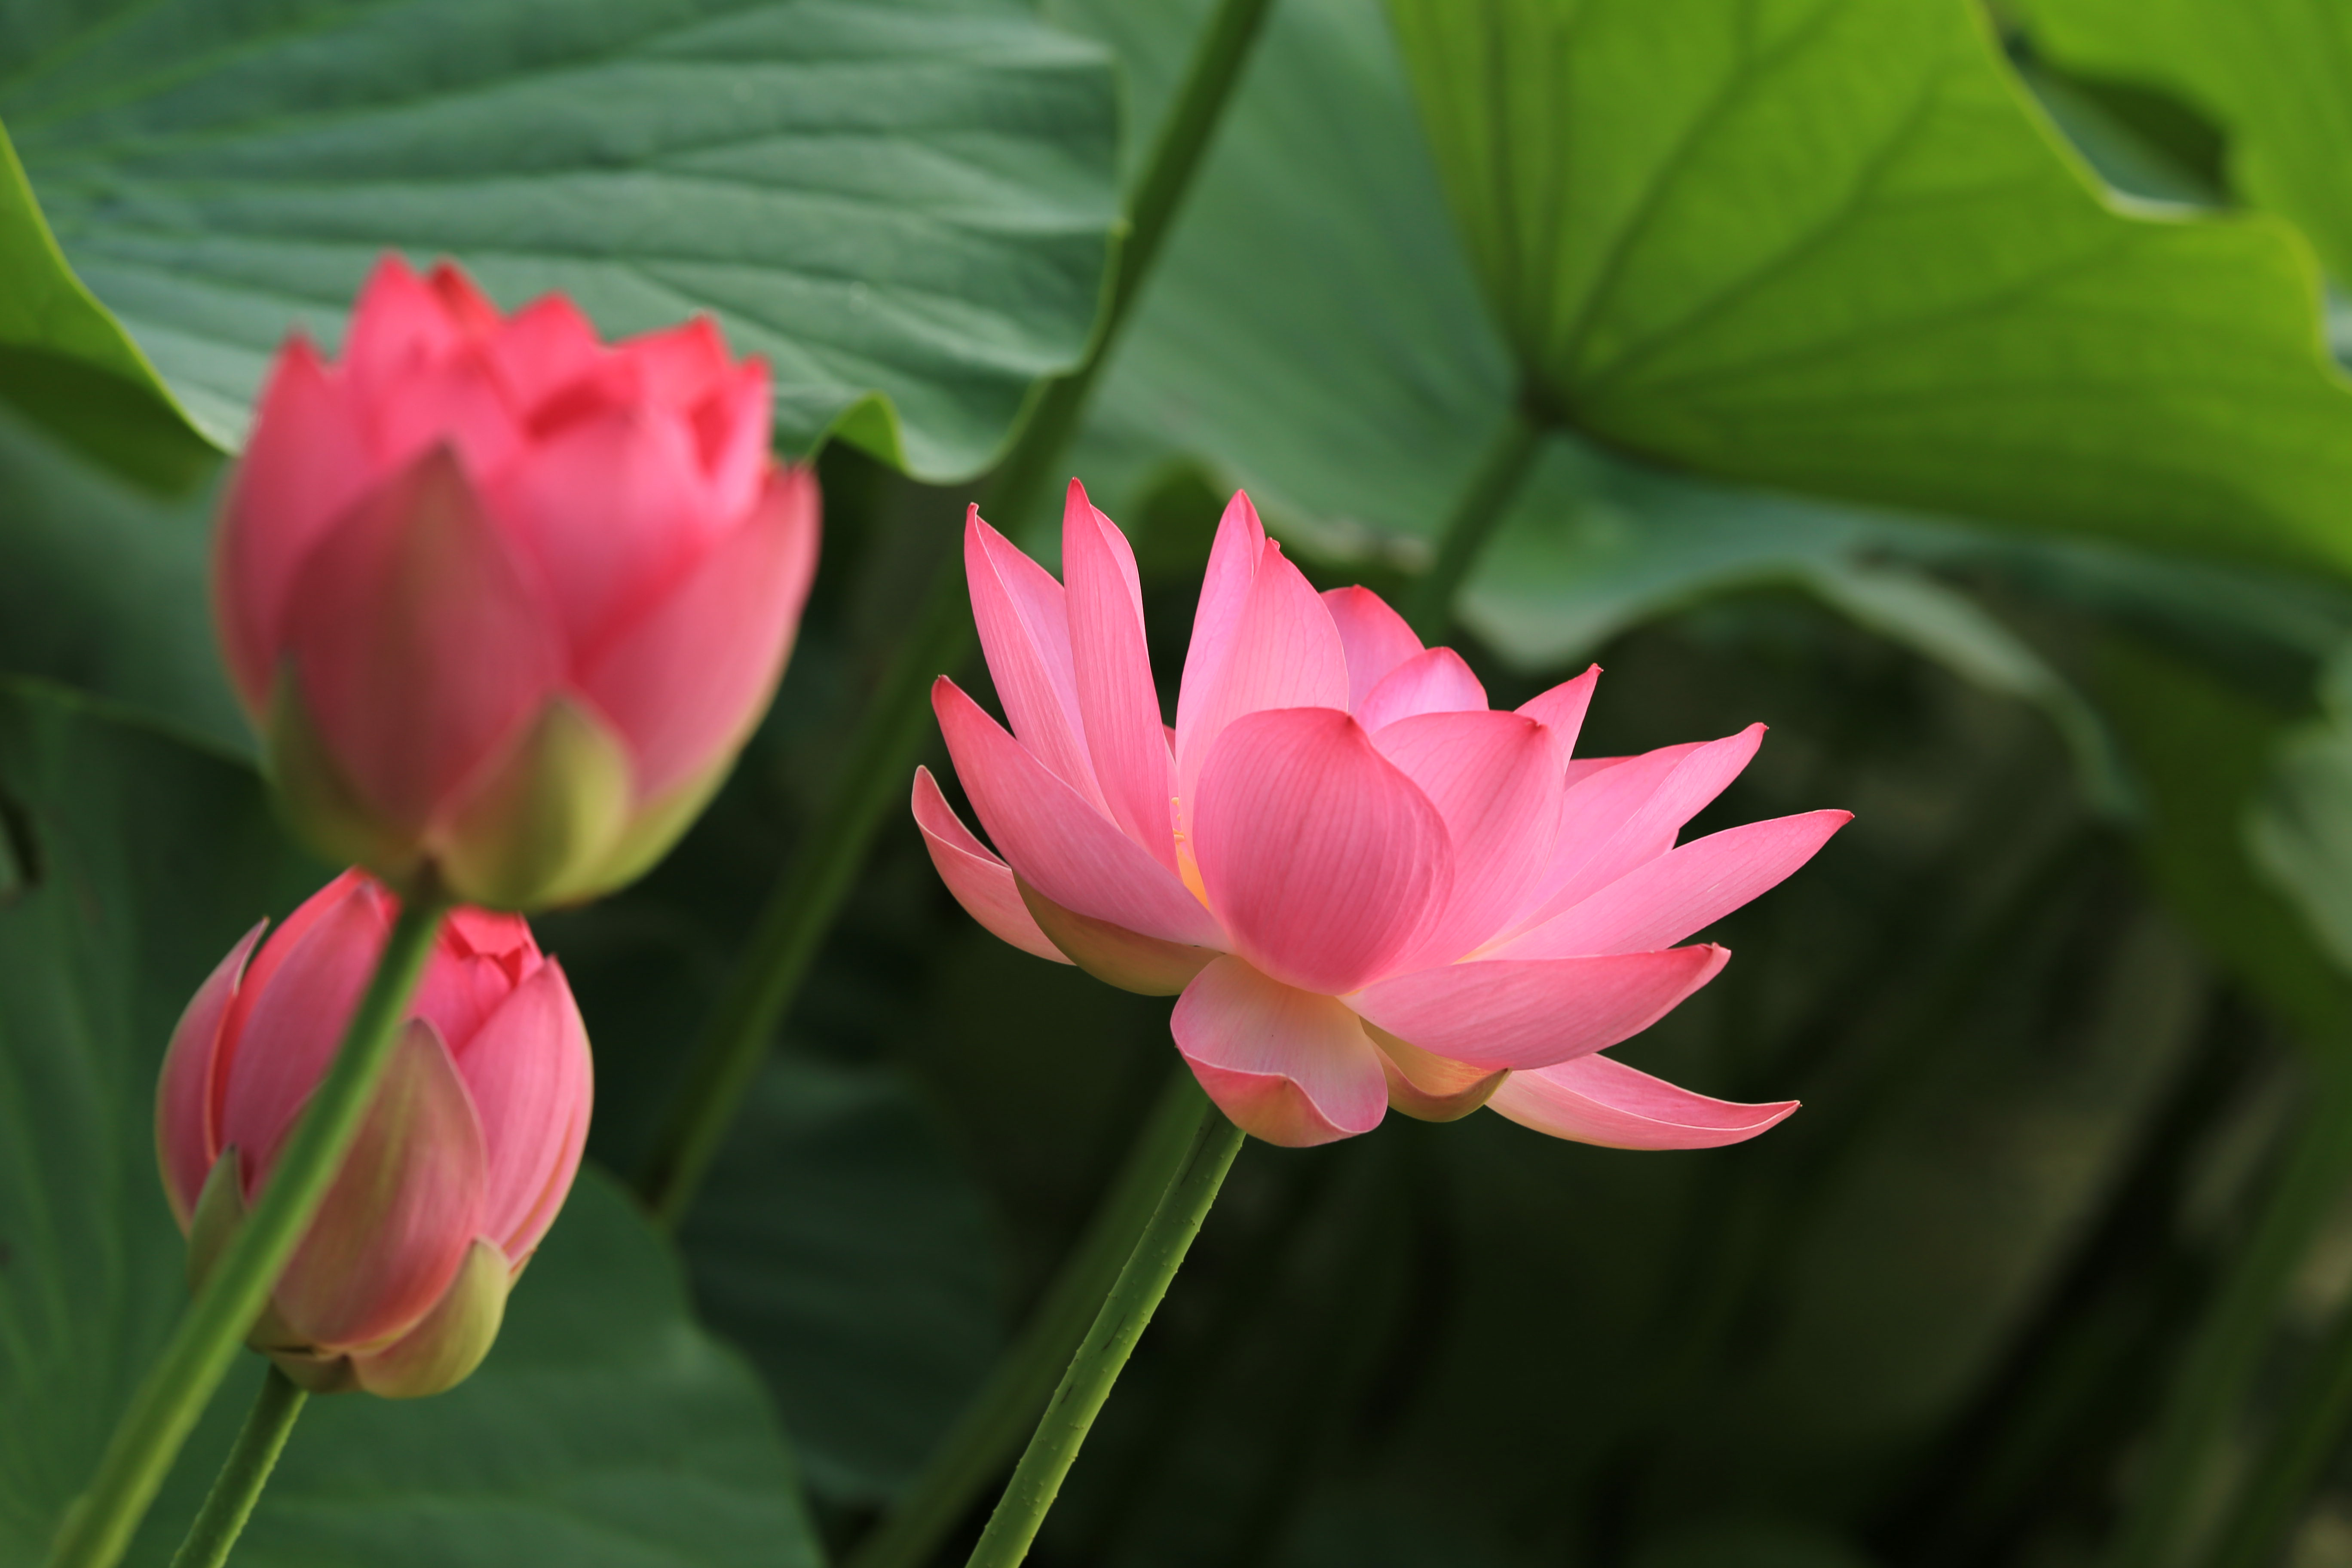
964,1086 -> 1248,1568
168,1369 -> 307,1568
46,886 -> 450,1568
1400,402 -> 1548,643
847,1069 -> 1207,1568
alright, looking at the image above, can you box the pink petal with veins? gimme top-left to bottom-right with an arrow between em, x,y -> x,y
1510,725 -> 1766,935
1175,492 -> 1268,752
1517,666 -> 1599,759
576,465 -> 819,800
1488,1053 -> 1798,1149
452,961 -> 592,1256
284,448 -> 566,834
912,766 -> 1071,964
1063,482 -> 1177,870
1350,946 -> 1729,1071
157,922 -> 266,1226
1322,587 -> 1424,712
965,510 -> 1104,810
215,339 -> 375,712
934,678 -> 1224,948
270,1020 -> 486,1351
1494,810 -> 1851,960
1173,957 -> 1387,1146
1192,707 -> 1448,995
1175,538 -> 1349,805
1372,710 -> 1562,966
1357,647 -> 1488,732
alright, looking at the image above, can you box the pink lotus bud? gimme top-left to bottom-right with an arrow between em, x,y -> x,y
916,482 -> 1851,1149
156,870 -> 592,1397
217,256 -> 821,909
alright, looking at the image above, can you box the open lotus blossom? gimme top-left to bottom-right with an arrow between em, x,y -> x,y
913,483 -> 1850,1148
217,254 -> 821,910
157,870 -> 591,1397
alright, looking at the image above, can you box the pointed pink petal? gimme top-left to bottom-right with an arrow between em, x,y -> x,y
576,464 -> 820,801
218,878 -> 397,1178
620,316 -> 734,407
1494,810 -> 1851,960
341,255 -> 462,392
487,293 -> 605,413
934,678 -> 1224,947
1063,482 -> 1177,871
1172,957 -> 1387,1146
1509,725 -> 1767,935
1322,586 -> 1424,712
965,509 -> 1105,809
158,922 -> 266,1227
692,358 -> 772,524
1357,648 -> 1488,732
1518,666 -> 1599,758
215,339 -> 375,714
441,906 -> 539,971
1488,1053 -> 1798,1149
365,339 -> 525,483
912,767 -> 1071,965
217,873 -> 377,1105
452,960 -> 592,1256
1191,707 -> 1448,995
271,1019 -> 487,1350
1175,538 -> 1350,805
410,944 -> 523,1060
285,448 -> 567,834
1175,491 -> 1268,754
424,261 -> 502,337
1373,711 -> 1563,967
1350,946 -> 1730,1071
486,401 -> 717,653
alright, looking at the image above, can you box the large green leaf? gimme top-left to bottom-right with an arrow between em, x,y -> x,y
0,404 -> 241,752
1384,0 -> 2352,579
0,680 -> 823,1567
0,123 -> 212,492
683,1055 -> 1008,1505
2020,0 -> 2352,285
1054,0 -> 2141,810
0,0 -> 1117,479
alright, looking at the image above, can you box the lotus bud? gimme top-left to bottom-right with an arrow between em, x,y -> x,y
156,870 -> 591,1397
215,255 -> 821,910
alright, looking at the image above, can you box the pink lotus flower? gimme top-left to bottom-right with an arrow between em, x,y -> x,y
156,870 -> 592,1397
217,255 -> 821,910
913,484 -> 1849,1148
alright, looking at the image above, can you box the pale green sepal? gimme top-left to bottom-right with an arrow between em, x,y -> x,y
432,696 -> 631,911
1017,878 -> 1217,996
266,1348 -> 358,1394
263,664 -> 421,887
560,749 -> 735,904
348,1238 -> 511,1399
185,1147 -> 246,1297
1366,1025 -> 1509,1122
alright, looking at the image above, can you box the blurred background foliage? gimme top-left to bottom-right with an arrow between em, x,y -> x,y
15,0 -> 2352,1565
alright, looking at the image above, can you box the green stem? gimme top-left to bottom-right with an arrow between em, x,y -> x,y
2100,1049 -> 2352,1568
2200,1232 -> 2352,1568
167,1369 -> 307,1568
846,1070 -> 1206,1568
46,887 -> 451,1568
1397,404 -> 1547,643
632,0 -> 1280,1229
965,1090 -> 1247,1568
